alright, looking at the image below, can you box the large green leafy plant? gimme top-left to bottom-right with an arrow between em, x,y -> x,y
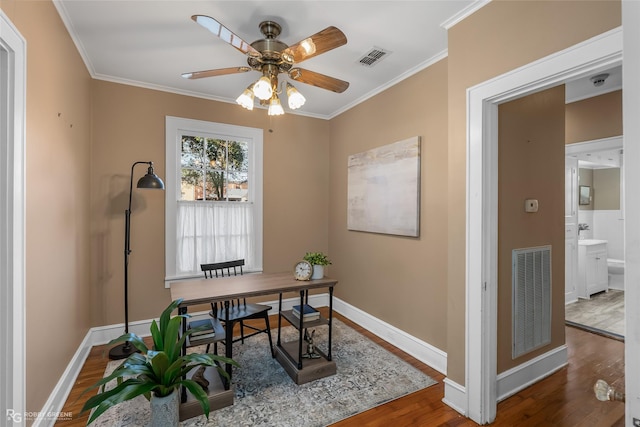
81,299 -> 238,425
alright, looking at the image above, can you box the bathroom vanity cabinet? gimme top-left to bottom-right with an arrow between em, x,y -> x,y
578,240 -> 608,299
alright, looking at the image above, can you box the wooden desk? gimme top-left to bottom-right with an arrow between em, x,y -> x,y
170,272 -> 338,416
170,272 -> 337,307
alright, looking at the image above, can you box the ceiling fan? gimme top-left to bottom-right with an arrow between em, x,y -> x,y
182,15 -> 350,115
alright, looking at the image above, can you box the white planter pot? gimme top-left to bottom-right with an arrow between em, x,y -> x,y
311,265 -> 324,280
150,389 -> 179,427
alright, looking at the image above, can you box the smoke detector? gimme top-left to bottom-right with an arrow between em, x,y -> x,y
590,73 -> 609,87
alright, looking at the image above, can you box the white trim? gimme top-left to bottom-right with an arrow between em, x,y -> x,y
30,338 -> 92,427
623,1 -> 640,424
565,135 -> 623,155
496,345 -> 568,402
164,116 -> 263,285
51,0 -> 94,75
0,10 -> 26,425
440,0 -> 491,30
565,85 -> 622,105
443,378 -> 467,416
466,27 -> 622,424
333,298 -> 447,375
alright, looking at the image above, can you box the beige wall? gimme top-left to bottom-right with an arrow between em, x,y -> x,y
91,80 -> 331,325
594,168 -> 621,210
566,90 -> 623,144
497,86 -> 566,373
447,0 -> 620,384
1,0 -> 93,418
2,0 -> 624,417
328,59 -> 449,351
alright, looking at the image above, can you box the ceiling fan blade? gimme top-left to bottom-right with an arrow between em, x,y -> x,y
289,68 -> 349,93
283,27 -> 347,63
182,66 -> 251,80
191,15 -> 261,57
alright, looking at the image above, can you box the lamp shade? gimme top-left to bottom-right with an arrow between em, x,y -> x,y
137,165 -> 165,189
253,75 -> 273,100
236,86 -> 255,110
268,96 -> 285,116
286,83 -> 306,110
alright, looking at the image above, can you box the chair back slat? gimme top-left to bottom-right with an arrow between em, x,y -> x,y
200,259 -> 246,309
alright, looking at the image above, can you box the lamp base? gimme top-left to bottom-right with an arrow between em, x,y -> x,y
108,341 -> 140,360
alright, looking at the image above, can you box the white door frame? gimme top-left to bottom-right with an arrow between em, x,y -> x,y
623,1 -> 640,423
0,10 -> 26,424
466,28 -> 622,424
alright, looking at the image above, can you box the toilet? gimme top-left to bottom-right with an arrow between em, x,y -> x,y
608,258 -> 625,290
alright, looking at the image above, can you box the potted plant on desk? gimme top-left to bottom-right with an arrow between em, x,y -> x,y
81,299 -> 238,426
303,252 -> 332,279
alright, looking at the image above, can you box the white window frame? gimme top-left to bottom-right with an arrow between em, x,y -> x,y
165,116 -> 263,285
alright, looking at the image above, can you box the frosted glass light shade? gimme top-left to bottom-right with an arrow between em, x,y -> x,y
286,83 -> 306,110
268,96 -> 285,116
236,87 -> 254,110
253,76 -> 273,100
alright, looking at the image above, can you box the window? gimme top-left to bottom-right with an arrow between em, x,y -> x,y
165,117 -> 263,283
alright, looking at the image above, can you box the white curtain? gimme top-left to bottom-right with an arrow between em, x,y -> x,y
176,201 -> 255,275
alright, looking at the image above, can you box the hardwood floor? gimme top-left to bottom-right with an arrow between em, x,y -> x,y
55,311 -> 624,426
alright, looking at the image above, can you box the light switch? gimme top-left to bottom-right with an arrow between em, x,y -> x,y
525,199 -> 539,213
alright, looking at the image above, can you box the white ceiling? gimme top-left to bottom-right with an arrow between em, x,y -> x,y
54,0 -> 485,119
565,64 -> 622,104
53,1 -> 622,120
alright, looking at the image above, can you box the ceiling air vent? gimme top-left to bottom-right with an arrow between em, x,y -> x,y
358,47 -> 391,67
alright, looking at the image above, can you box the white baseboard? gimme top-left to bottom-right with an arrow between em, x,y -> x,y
443,378 -> 467,416
31,333 -> 93,427
496,344 -> 568,402
332,298 -> 447,375
441,344 -> 569,417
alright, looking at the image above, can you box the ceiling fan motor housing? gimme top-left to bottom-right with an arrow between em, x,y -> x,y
249,21 -> 293,73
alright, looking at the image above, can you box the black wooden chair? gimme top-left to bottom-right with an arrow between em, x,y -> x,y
201,259 -> 274,357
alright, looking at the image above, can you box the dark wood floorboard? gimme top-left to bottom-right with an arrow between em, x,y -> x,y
55,310 -> 624,426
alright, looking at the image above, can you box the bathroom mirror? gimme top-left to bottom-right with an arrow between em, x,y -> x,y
579,185 -> 591,205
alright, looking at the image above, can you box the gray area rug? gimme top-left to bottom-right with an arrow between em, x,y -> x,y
93,319 -> 436,426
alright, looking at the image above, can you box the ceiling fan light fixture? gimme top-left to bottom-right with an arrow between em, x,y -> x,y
286,83 -> 306,110
268,95 -> 285,116
253,75 -> 273,100
236,85 -> 255,110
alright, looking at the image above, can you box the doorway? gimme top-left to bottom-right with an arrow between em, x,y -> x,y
565,136 -> 624,340
463,28 -> 622,424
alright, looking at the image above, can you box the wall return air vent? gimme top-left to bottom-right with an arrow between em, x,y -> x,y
358,47 -> 391,67
512,245 -> 552,359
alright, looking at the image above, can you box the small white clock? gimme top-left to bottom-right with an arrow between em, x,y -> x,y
293,260 -> 313,281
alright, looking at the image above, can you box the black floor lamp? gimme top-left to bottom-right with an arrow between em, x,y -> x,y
109,161 -> 165,360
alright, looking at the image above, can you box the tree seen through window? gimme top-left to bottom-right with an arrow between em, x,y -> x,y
181,135 -> 249,201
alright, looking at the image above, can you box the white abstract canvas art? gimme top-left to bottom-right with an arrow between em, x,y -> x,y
347,136 -> 420,237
